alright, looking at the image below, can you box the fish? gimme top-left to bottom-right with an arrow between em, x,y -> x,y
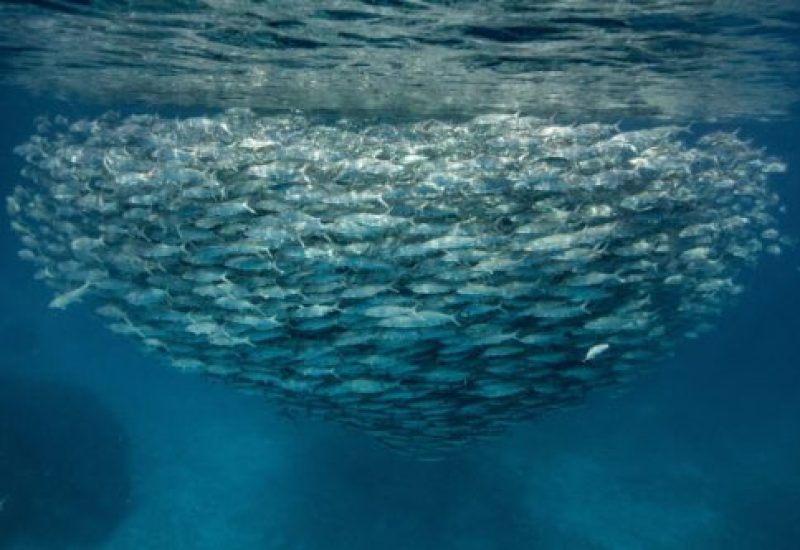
48,280 -> 93,309
7,111 -> 785,457
584,343 -> 610,362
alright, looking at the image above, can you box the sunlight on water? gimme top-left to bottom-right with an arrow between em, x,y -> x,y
0,0 -> 798,120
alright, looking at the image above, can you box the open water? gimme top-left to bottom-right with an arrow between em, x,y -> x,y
1,2 -> 799,549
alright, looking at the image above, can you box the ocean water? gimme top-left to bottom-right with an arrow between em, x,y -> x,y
1,2 -> 799,549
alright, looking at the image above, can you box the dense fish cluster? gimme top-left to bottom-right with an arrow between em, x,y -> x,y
6,111 -> 786,455
0,0 -> 798,120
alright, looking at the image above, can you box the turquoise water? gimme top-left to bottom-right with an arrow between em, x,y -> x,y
1,2 -> 800,548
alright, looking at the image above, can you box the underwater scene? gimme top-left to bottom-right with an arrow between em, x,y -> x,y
0,1 -> 799,548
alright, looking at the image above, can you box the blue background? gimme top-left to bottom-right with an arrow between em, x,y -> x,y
0,87 -> 798,549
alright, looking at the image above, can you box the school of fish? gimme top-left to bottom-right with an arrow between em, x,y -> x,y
6,110 -> 787,455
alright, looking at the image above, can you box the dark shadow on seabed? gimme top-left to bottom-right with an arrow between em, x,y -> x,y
0,322 -> 133,549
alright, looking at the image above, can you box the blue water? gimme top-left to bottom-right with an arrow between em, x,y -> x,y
0,88 -> 798,550
1,9 -> 800,549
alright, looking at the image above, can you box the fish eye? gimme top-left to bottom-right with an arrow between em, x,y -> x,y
496,216 -> 514,233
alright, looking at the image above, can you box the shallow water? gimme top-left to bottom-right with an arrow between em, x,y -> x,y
1,2 -> 800,549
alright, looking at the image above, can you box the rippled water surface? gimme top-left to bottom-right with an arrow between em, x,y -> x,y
1,0 -> 798,119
